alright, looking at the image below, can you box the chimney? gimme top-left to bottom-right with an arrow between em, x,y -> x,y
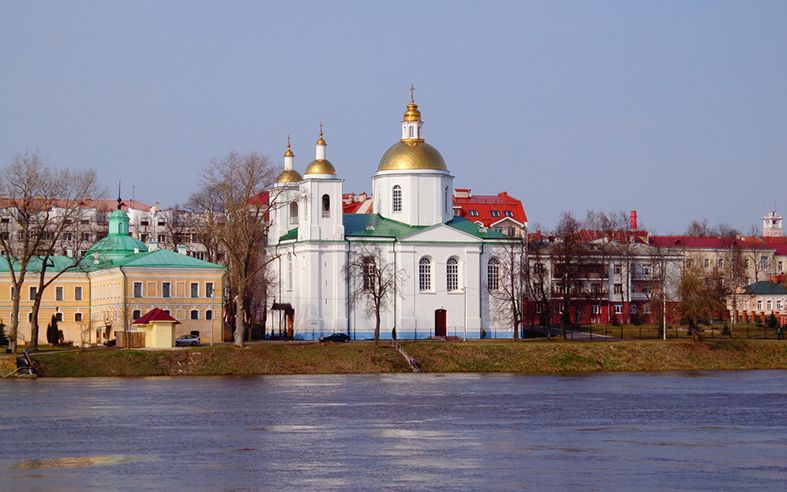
630,210 -> 638,231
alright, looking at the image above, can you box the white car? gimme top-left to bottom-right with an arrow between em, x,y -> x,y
175,334 -> 200,346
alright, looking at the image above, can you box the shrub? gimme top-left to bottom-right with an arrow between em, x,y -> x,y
766,313 -> 778,329
0,322 -> 7,345
47,314 -> 59,345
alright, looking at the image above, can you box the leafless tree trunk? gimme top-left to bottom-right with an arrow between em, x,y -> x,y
488,238 -> 526,340
552,211 -> 584,340
344,243 -> 403,346
189,151 -> 282,347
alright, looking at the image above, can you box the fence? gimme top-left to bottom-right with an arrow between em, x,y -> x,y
549,323 -> 784,341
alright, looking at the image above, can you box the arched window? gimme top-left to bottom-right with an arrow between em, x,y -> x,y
289,202 -> 298,225
287,252 -> 293,290
487,258 -> 500,291
190,310 -> 199,320
363,256 -> 376,291
206,310 -> 213,321
447,257 -> 459,292
322,194 -> 330,218
408,126 -> 414,138
419,257 -> 432,291
392,185 -> 402,212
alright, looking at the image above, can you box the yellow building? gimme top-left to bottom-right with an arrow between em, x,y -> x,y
0,207 -> 224,346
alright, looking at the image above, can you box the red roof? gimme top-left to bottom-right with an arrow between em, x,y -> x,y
742,236 -> 787,255
132,307 -> 181,325
453,190 -> 527,228
649,235 -> 774,250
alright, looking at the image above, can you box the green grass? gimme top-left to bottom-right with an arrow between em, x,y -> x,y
30,339 -> 787,377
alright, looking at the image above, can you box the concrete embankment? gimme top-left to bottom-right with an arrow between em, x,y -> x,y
24,339 -> 787,377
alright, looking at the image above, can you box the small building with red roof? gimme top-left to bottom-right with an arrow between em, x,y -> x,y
452,188 -> 527,237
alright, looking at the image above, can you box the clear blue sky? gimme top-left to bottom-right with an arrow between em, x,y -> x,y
1,0 -> 785,234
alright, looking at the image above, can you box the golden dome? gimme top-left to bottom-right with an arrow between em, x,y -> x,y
276,169 -> 302,183
316,123 -> 326,146
377,140 -> 447,172
304,159 -> 336,175
284,136 -> 294,157
403,101 -> 421,122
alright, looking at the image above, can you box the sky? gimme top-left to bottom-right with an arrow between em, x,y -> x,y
1,0 -> 785,234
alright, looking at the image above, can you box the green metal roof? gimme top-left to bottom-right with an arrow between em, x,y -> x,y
744,281 -> 787,295
118,249 -> 225,269
279,214 -> 514,242
85,233 -> 148,262
0,256 -> 81,273
344,214 -> 426,238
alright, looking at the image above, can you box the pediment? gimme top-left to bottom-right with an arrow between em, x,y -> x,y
400,223 -> 481,243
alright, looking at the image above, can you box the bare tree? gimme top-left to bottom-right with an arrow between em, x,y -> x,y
677,259 -> 725,341
162,205 -> 191,252
27,171 -> 100,350
524,231 -> 552,337
551,211 -> 584,339
0,152 -> 99,352
186,190 -> 224,264
488,237 -> 526,340
190,151 -> 282,347
344,243 -> 403,346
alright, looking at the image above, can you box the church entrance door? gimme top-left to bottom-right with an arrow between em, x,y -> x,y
434,309 -> 447,337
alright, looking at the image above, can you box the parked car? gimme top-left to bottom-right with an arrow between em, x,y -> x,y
319,333 -> 351,343
175,334 -> 200,346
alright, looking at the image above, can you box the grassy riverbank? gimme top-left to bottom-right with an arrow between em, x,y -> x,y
27,339 -> 787,377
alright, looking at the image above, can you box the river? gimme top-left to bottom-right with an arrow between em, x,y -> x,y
1,371 -> 786,491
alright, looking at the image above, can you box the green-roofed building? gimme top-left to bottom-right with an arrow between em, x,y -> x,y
1,206 -> 225,347
730,280 -> 787,326
266,94 -> 520,341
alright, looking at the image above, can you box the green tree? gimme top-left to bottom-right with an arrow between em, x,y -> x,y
0,322 -> 8,345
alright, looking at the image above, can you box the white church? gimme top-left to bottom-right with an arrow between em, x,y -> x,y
267,93 -> 518,340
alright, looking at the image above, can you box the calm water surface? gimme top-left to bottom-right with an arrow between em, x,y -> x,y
1,371 -> 786,491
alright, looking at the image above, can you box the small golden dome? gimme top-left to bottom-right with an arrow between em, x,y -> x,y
316,123 -> 327,146
377,140 -> 447,172
284,136 -> 294,157
304,159 -> 336,175
403,102 -> 421,122
276,169 -> 302,183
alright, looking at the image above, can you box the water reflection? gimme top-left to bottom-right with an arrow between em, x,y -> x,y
0,371 -> 785,491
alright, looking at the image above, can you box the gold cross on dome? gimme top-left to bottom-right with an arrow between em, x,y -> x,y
409,84 -> 415,102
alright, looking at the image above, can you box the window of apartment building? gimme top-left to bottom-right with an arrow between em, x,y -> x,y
133,282 -> 143,298
614,264 -> 621,275
630,304 -> 637,314
718,258 -> 724,268
62,232 -> 73,241
190,310 -> 199,320
162,282 -> 171,298
468,210 -> 479,217
504,210 -> 513,217
0,217 -> 8,224
613,283 -> 622,294
643,304 -> 651,314
80,233 -> 91,242
614,304 -> 622,314
206,282 -> 214,298
74,286 -> 83,301
760,256 -> 769,269
686,259 -> 693,268
745,277 -> 751,285
80,219 -> 89,225
56,286 -> 64,301
491,210 -> 500,217
591,305 -> 600,314
757,300 -> 762,310
642,264 -> 651,276
29,286 -> 37,300
55,312 -> 63,322
132,310 -> 141,320
140,233 -> 149,243
206,310 -> 213,321
591,284 -> 601,294
74,312 -> 82,322
745,259 -> 750,268
766,300 -> 772,310
157,234 -> 166,243
535,303 -> 542,314
190,282 -> 199,298
704,258 -> 710,268
140,220 -> 149,226
779,261 -> 784,272
28,312 -> 33,322
777,300 -> 783,311
641,285 -> 651,294
158,219 -> 166,226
